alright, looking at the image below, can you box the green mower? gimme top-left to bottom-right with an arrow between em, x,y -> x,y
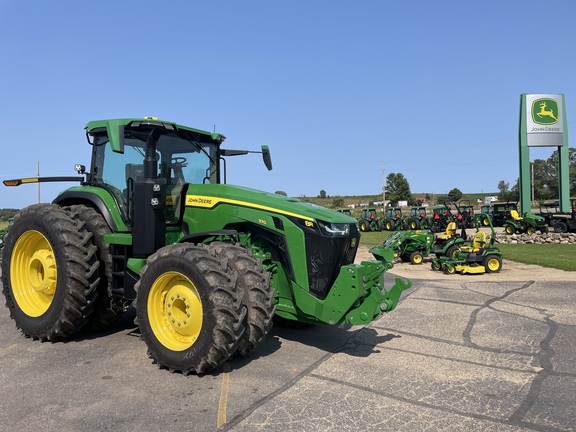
430,213 -> 502,275
503,209 -> 548,235
369,219 -> 466,265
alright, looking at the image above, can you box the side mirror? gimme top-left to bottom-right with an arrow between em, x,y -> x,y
261,145 -> 272,171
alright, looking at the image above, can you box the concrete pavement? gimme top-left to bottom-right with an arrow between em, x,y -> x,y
1,269 -> 575,431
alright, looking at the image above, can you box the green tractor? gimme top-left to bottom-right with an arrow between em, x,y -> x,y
503,209 -> 548,235
337,208 -> 352,217
431,214 -> 502,275
358,207 -> 383,232
1,117 -> 410,375
407,206 -> 430,230
457,200 -> 475,228
487,201 -> 517,227
429,204 -> 454,232
383,207 -> 408,231
369,220 -> 466,265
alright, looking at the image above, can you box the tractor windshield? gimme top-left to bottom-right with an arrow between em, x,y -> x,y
91,130 -> 219,223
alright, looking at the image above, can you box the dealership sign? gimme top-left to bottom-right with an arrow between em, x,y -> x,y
526,94 -> 564,147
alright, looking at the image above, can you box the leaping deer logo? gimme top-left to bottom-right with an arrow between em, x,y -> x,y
537,102 -> 557,121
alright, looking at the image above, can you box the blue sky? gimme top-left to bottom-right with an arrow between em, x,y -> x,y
1,1 -> 574,209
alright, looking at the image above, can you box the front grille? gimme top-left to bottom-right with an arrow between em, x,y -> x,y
305,224 -> 359,299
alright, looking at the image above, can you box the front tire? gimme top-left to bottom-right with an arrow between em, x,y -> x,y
409,251 -> 423,265
211,242 -> 275,356
1,204 -> 100,341
135,243 -> 245,375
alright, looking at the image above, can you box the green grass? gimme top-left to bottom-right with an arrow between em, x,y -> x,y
0,221 -> 8,230
496,244 -> 576,272
359,231 -> 576,272
359,231 -> 392,246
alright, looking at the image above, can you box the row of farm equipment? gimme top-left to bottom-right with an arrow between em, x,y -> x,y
364,197 -> 576,275
349,198 -> 576,235
369,211 -> 503,275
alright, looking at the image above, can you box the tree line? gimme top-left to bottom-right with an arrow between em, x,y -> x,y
0,209 -> 18,222
387,148 -> 575,206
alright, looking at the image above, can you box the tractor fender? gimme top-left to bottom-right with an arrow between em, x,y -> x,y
53,190 -> 122,232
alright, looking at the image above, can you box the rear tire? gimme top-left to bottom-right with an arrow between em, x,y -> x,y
135,243 -> 245,375
1,204 -> 99,341
211,242 -> 275,356
483,255 -> 502,273
445,246 -> 459,258
504,225 -> 515,235
66,205 -> 122,330
555,221 -> 568,233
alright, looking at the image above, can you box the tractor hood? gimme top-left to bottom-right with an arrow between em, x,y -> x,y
184,183 -> 356,225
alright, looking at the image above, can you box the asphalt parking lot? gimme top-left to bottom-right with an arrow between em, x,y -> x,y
1,259 -> 575,431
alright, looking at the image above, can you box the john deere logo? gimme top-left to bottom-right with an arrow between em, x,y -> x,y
532,98 -> 559,125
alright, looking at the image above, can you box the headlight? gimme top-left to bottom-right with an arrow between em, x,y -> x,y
317,220 -> 350,236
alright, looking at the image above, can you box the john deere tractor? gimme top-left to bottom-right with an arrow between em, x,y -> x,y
383,207 -> 407,231
1,117 -> 409,375
503,209 -> 548,235
358,208 -> 383,232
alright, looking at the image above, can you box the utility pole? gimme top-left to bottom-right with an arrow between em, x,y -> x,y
381,162 -> 385,210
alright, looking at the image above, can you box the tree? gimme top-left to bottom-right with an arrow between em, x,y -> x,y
318,190 -> 327,199
497,180 -> 510,201
275,190 -> 287,196
523,147 -> 576,201
386,173 -> 413,204
447,188 -> 463,202
332,197 -> 344,208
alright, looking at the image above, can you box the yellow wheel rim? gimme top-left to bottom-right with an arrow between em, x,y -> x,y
413,254 -> 422,264
147,271 -> 203,351
10,230 -> 57,317
487,258 -> 500,272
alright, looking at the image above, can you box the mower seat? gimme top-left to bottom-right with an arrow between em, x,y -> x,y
436,222 -> 457,240
460,231 -> 487,253
510,210 -> 523,221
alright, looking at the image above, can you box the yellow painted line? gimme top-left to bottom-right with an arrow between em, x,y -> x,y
217,362 -> 231,427
0,344 -> 18,356
185,194 -> 314,222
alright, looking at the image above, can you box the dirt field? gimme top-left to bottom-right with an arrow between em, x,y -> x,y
355,244 -> 575,282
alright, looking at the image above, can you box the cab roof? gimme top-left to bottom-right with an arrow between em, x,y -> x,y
85,117 -> 225,152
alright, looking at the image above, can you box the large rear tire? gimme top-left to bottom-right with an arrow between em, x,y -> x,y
66,205 -> 122,330
135,243 -> 245,375
1,204 -> 100,341
211,242 -> 275,356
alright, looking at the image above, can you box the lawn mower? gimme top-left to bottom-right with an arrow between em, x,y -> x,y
430,213 -> 502,275
503,209 -> 548,235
